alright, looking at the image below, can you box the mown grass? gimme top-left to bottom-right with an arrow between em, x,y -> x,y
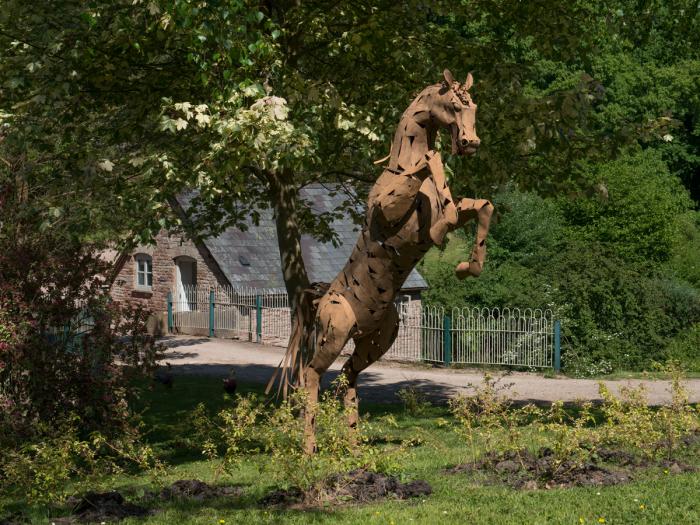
8,376 -> 700,524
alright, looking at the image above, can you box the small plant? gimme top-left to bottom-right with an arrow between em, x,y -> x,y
0,415 -> 163,506
653,362 -> 699,459
189,394 -> 264,479
449,374 -> 536,463
396,386 -> 432,416
598,382 -> 661,459
593,363 -> 698,461
539,400 -> 600,471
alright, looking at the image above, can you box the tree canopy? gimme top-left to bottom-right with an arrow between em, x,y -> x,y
2,0 -> 699,371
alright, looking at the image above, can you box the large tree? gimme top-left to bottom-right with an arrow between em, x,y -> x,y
3,1 -> 697,312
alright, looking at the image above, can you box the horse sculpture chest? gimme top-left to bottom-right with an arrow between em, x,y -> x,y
329,169 -> 444,334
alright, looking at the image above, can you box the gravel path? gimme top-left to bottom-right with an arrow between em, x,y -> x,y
160,335 -> 700,405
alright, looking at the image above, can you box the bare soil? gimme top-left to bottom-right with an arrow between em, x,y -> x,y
53,491 -> 152,524
44,480 -> 243,524
259,469 -> 432,507
447,447 -> 698,490
156,479 -> 243,501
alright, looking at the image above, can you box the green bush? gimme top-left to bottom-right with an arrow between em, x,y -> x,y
191,382 -> 411,500
561,151 -> 693,263
670,212 -> 700,288
664,324 -> 700,372
420,152 -> 699,374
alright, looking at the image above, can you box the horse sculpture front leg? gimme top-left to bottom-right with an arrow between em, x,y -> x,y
454,197 -> 493,279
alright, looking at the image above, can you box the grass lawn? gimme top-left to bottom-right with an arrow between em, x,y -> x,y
8,376 -> 700,525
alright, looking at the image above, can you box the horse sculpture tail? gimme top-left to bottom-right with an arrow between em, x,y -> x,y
265,282 -> 330,399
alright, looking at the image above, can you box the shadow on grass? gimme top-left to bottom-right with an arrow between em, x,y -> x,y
136,371 -> 456,467
164,361 -> 463,402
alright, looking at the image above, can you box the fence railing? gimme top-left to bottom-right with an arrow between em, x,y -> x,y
168,285 -> 561,370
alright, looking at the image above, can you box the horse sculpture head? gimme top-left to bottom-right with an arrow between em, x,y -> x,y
432,69 -> 480,156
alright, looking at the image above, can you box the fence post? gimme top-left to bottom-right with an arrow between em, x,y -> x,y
255,294 -> 262,343
554,319 -> 561,373
209,289 -> 215,338
167,291 -> 173,333
443,313 -> 452,367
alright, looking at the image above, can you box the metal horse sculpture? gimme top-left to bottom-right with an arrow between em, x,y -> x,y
271,70 -> 493,453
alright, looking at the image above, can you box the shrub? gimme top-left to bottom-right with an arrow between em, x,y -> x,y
0,291 -> 164,442
450,371 -> 699,472
449,374 -> 539,463
663,324 -> 700,372
192,380 -> 410,500
598,365 -> 699,460
396,386 -> 432,416
537,400 -> 601,471
1,416 -> 163,506
560,151 -> 693,264
547,240 -> 688,373
0,186 -> 166,505
670,211 -> 700,288
0,295 -> 166,506
421,157 -> 700,374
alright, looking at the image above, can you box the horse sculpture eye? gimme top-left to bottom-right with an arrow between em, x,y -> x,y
453,102 -> 462,112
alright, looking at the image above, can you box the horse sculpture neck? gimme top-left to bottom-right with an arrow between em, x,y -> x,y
387,85 -> 441,173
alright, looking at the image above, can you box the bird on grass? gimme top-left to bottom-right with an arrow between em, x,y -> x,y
223,368 -> 237,395
155,362 -> 174,389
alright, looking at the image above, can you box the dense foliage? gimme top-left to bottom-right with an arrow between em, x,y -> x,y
0,174 -> 165,505
412,2 -> 700,374
421,154 -> 700,373
1,1 -> 698,379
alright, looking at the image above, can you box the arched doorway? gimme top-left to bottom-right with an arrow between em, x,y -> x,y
175,256 -> 197,311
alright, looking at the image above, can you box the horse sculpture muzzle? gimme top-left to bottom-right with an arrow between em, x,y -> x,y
459,137 -> 480,155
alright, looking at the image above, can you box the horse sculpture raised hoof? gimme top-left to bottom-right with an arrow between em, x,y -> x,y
268,70 -> 494,454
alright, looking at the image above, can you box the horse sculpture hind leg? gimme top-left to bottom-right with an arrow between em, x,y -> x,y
339,303 -> 400,434
302,292 -> 357,454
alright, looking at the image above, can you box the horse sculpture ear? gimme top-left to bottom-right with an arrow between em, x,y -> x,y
443,69 -> 455,86
464,72 -> 474,90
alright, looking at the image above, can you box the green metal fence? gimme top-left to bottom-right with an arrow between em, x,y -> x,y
169,285 -> 561,370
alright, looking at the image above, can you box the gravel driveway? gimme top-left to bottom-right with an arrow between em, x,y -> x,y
159,335 -> 700,405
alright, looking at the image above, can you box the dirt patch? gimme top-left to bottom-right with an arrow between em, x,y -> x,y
448,449 -> 631,490
53,491 -> 151,524
448,445 -> 699,490
259,469 -> 432,507
49,481 -> 242,524
158,479 -> 243,501
321,469 -> 432,502
658,459 -> 698,474
259,487 -> 305,506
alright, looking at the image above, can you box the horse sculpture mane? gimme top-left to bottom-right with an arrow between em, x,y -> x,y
268,69 -> 494,454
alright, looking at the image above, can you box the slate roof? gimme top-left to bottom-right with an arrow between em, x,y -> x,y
177,184 -> 428,291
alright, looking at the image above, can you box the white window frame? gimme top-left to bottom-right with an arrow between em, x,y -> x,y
134,254 -> 153,291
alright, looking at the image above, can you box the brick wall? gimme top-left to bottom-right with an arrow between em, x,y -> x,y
110,230 -> 229,333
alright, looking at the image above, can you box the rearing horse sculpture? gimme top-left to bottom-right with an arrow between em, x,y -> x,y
270,70 -> 493,453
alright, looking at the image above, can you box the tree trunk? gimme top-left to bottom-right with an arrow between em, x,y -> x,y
269,170 -> 310,317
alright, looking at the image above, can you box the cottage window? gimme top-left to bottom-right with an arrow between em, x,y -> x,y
135,254 -> 153,290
